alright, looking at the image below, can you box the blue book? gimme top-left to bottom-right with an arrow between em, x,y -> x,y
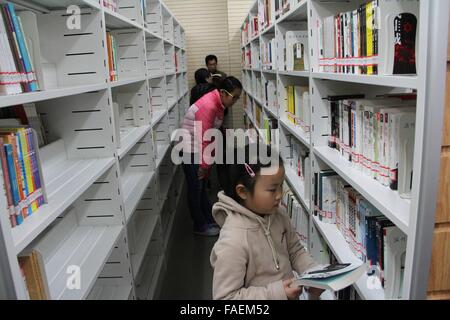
4,144 -> 22,225
6,3 -> 38,92
13,131 -> 30,216
27,129 -> 43,207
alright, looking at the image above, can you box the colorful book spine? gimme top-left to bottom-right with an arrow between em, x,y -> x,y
4,143 -> 22,225
0,140 -> 16,227
5,3 -> 37,91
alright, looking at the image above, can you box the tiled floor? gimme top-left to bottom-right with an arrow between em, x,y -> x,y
159,170 -> 221,300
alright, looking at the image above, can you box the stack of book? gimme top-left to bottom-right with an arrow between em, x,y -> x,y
285,85 -> 310,133
326,94 -> 416,198
314,169 -> 407,299
0,3 -> 40,96
318,0 -> 419,75
281,181 -> 309,248
0,127 -> 44,228
264,79 -> 278,111
261,38 -> 277,70
106,31 -> 119,82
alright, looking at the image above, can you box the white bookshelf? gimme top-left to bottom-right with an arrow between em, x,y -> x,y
241,0 -> 449,300
0,0 -> 188,300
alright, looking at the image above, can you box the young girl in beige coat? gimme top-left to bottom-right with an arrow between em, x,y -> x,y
210,144 -> 324,300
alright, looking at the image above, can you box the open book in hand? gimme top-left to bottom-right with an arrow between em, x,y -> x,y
291,261 -> 366,292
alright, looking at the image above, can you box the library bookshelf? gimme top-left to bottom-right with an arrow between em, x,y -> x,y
0,0 -> 188,300
241,0 -> 448,299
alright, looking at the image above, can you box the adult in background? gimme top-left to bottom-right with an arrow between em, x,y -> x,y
205,55 -> 227,87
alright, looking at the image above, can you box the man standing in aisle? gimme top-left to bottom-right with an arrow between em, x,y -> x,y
205,55 -> 227,86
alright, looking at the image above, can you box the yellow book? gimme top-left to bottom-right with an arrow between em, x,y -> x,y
18,250 -> 50,300
366,1 -> 374,75
287,86 -> 295,124
20,129 -> 37,212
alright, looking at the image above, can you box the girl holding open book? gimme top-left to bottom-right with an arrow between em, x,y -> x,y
210,143 -> 324,300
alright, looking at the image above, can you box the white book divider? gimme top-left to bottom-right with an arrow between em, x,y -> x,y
174,22 -> 181,47
117,0 -> 144,26
24,163 -> 124,300
276,21 -> 308,72
260,29 -> 276,70
153,112 -> 170,166
111,28 -> 146,80
128,176 -> 160,276
164,43 -> 175,74
149,76 -> 167,111
250,40 -> 261,69
175,48 -> 181,73
168,103 -> 179,134
36,8 -> 106,90
162,6 -> 174,43
120,131 -> 155,222
146,36 -> 165,77
134,222 -> 165,300
261,72 -> 278,111
87,229 -> 135,300
37,90 -> 116,158
178,94 -> 188,124
145,0 -> 163,36
114,81 -> 150,131
166,74 -> 177,106
162,166 -> 183,251
181,30 -> 186,50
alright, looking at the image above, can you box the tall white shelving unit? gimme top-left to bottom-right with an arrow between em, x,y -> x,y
241,0 -> 449,299
0,0 -> 189,300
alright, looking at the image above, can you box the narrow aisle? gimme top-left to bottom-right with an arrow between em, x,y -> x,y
159,171 -> 221,299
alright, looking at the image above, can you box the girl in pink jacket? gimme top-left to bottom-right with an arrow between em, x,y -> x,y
181,76 -> 242,236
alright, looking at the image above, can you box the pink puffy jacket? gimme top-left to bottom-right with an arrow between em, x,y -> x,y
181,89 -> 224,170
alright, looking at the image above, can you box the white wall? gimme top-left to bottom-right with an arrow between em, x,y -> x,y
163,0 -> 254,128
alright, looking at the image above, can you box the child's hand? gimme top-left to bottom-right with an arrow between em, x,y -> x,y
307,287 -> 325,300
283,278 -> 302,300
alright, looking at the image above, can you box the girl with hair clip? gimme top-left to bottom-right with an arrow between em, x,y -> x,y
210,144 -> 324,299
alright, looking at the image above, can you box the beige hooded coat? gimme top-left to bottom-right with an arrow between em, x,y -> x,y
210,191 -> 318,300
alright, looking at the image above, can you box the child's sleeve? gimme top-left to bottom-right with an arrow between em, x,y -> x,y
286,217 -> 318,275
210,230 -> 287,300
194,104 -> 216,170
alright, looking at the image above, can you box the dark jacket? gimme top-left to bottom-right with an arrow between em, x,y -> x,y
190,83 -> 218,106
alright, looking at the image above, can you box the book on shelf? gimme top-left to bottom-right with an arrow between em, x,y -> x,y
0,126 -> 45,228
314,169 -> 407,298
106,31 -> 118,82
264,79 -> 277,110
326,95 -> 416,198
261,38 -> 277,70
292,262 -> 366,292
285,85 -> 310,132
286,31 -> 309,71
0,3 -> 40,95
281,181 -> 308,248
18,249 -> 50,300
317,0 -> 419,76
